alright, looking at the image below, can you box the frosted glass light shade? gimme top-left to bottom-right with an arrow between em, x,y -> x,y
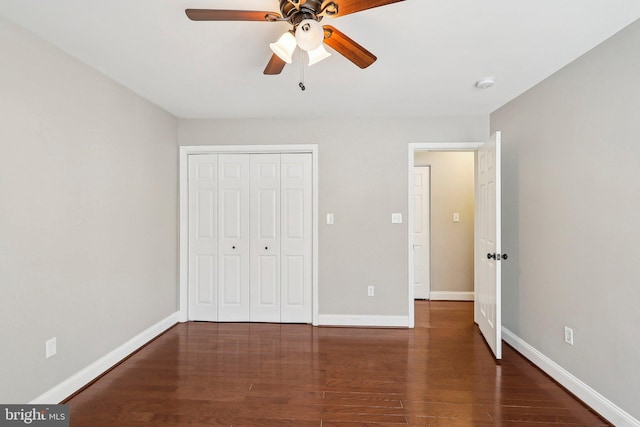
307,44 -> 331,66
295,19 -> 324,51
269,32 -> 296,63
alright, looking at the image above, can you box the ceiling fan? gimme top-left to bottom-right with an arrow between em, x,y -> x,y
185,0 -> 406,75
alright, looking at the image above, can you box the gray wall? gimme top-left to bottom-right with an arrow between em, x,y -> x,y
0,18 -> 179,403
492,19 -> 640,420
414,151 -> 475,294
179,117 -> 488,317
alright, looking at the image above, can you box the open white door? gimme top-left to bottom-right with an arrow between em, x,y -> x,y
413,166 -> 430,299
475,131 -> 502,360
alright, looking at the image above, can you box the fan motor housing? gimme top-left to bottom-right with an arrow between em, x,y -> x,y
279,0 -> 325,25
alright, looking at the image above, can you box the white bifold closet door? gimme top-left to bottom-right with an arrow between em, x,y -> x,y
188,152 -> 312,323
280,154 -> 313,323
249,154 -> 281,322
188,154 -> 219,321
218,154 -> 250,321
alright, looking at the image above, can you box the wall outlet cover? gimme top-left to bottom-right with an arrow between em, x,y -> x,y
564,326 -> 574,346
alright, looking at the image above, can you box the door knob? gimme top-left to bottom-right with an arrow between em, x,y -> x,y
265,246 -> 268,250
232,246 -> 236,249
487,253 -> 496,260
487,253 -> 508,261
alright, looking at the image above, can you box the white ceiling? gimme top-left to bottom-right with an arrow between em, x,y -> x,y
1,0 -> 639,119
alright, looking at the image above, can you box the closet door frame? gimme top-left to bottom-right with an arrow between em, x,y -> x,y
179,144 -> 319,326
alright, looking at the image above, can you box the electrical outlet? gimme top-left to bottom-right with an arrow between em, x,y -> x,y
46,337 -> 57,358
367,286 -> 375,297
564,326 -> 574,346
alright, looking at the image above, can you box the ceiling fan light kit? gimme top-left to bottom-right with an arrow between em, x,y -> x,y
185,0 -> 406,75
270,20 -> 331,66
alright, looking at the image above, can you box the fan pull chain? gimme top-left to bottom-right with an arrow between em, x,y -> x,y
298,50 -> 306,91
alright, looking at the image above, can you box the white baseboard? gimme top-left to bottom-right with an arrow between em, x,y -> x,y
429,291 -> 474,301
31,311 -> 180,404
502,327 -> 640,427
319,314 -> 409,327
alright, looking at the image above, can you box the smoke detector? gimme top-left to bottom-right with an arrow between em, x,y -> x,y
475,77 -> 495,89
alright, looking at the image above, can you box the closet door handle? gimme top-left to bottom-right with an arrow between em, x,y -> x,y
265,246 -> 268,250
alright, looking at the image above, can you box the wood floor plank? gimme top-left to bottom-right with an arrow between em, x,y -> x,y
65,301 -> 610,426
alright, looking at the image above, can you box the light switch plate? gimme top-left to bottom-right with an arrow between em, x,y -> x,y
326,213 -> 334,225
391,213 -> 402,224
453,212 -> 460,222
46,337 -> 56,359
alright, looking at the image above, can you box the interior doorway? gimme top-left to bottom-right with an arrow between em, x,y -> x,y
413,151 -> 475,302
407,142 -> 481,327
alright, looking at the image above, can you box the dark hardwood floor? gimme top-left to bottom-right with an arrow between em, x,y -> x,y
66,301 -> 609,426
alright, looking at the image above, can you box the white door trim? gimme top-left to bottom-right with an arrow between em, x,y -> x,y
407,142 -> 482,328
179,145 -> 319,326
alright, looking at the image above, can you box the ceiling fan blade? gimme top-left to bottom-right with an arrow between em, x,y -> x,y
329,0 -> 405,17
185,9 -> 280,22
264,54 -> 287,75
323,25 -> 376,69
